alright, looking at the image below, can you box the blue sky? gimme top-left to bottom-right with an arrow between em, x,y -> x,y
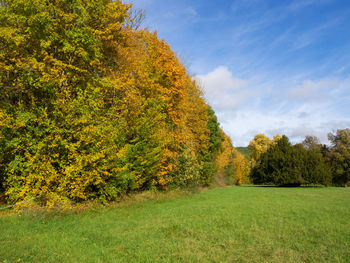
128,0 -> 350,146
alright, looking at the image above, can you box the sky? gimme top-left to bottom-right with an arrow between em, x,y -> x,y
127,0 -> 350,146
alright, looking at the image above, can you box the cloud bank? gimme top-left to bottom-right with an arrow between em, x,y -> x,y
197,66 -> 350,146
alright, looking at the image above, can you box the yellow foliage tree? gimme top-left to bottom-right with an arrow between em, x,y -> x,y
232,150 -> 250,185
215,131 -> 250,185
248,134 -> 281,167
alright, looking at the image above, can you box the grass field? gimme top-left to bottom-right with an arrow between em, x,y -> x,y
1,186 -> 349,263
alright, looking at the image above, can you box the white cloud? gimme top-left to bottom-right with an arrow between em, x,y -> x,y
198,66 -> 246,93
196,67 -> 350,146
196,66 -> 250,110
287,79 -> 337,101
221,108 -> 335,146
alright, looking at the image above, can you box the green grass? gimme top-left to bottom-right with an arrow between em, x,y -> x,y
1,187 -> 350,263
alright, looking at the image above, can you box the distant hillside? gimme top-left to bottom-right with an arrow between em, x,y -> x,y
236,147 -> 251,159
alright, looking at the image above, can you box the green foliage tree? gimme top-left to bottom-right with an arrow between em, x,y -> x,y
198,107 -> 224,186
328,129 -> 350,186
251,135 -> 331,186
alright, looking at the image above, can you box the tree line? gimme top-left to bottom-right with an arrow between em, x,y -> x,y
248,129 -> 350,187
0,0 -> 248,206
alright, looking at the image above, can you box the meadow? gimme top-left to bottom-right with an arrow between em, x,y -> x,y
1,186 -> 349,263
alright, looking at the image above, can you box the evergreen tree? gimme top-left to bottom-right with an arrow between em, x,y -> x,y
251,135 -> 331,186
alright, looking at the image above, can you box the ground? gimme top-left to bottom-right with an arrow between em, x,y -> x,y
1,186 -> 349,262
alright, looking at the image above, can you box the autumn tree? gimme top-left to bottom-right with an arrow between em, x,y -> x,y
215,131 -> 250,186
232,150 -> 250,185
248,134 -> 281,167
215,132 -> 233,185
0,0 -> 136,204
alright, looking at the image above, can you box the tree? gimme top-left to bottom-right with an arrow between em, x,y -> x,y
328,129 -> 350,186
0,0 -> 134,204
198,107 -> 224,186
250,135 -> 331,186
232,150 -> 250,185
299,144 -> 332,185
302,135 -> 322,151
215,132 -> 250,185
248,134 -> 281,167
